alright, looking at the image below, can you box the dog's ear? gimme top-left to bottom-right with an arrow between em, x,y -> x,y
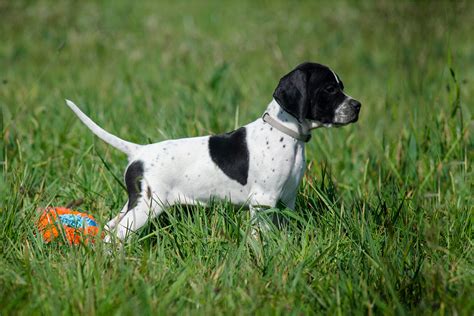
273,69 -> 309,122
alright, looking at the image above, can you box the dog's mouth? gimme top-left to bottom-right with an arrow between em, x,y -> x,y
333,111 -> 359,126
333,100 -> 361,126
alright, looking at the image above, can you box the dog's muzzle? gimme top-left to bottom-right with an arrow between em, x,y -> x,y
334,98 -> 361,125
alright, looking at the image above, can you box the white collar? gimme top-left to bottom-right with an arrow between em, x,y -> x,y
261,99 -> 312,142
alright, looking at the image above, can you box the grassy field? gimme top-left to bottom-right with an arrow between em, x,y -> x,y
1,0 -> 473,314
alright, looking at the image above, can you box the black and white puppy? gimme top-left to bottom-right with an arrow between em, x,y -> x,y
66,62 -> 361,241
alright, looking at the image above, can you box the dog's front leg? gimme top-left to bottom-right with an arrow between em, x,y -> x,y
249,193 -> 279,234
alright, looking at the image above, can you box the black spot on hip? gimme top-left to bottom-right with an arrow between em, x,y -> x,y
209,127 -> 249,185
125,160 -> 144,210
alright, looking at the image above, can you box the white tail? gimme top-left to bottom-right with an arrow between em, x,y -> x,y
65,99 -> 141,156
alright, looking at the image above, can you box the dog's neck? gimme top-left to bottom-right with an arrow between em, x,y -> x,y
262,99 -> 312,141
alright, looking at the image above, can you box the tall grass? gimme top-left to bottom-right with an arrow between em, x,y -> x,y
1,0 -> 472,314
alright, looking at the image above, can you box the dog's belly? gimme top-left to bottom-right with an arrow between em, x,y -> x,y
166,166 -> 251,205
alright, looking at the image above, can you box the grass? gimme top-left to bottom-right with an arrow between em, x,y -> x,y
1,0 -> 473,314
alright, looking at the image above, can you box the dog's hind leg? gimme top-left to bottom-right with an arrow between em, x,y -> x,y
104,202 -> 128,231
104,159 -> 164,242
112,198 -> 163,241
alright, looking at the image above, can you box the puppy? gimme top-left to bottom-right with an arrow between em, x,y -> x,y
66,62 -> 361,241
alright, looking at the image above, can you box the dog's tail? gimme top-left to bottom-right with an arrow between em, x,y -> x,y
65,99 -> 141,156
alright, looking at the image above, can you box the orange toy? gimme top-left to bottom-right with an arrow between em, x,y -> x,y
37,207 -> 101,245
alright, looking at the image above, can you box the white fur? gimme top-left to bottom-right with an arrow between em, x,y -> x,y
66,100 -> 141,156
66,99 -> 309,241
331,69 -> 340,84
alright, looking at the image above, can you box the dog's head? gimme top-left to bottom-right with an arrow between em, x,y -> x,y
273,62 -> 361,128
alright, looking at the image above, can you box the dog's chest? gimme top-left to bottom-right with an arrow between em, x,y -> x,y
246,121 -> 306,192
281,142 -> 305,199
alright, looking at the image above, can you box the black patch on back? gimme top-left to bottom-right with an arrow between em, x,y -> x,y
209,127 -> 249,185
125,160 -> 144,210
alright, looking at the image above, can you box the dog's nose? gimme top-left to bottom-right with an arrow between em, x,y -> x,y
349,99 -> 361,111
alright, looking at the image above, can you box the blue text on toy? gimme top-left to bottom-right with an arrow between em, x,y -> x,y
58,214 -> 97,228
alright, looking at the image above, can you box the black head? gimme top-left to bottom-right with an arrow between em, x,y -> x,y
273,62 -> 361,126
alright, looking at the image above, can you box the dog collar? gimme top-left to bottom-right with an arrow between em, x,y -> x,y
262,113 -> 311,142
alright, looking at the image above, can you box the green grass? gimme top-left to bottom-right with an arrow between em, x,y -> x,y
1,0 -> 473,314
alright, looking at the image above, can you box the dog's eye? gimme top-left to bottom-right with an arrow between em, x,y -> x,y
325,86 -> 337,94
